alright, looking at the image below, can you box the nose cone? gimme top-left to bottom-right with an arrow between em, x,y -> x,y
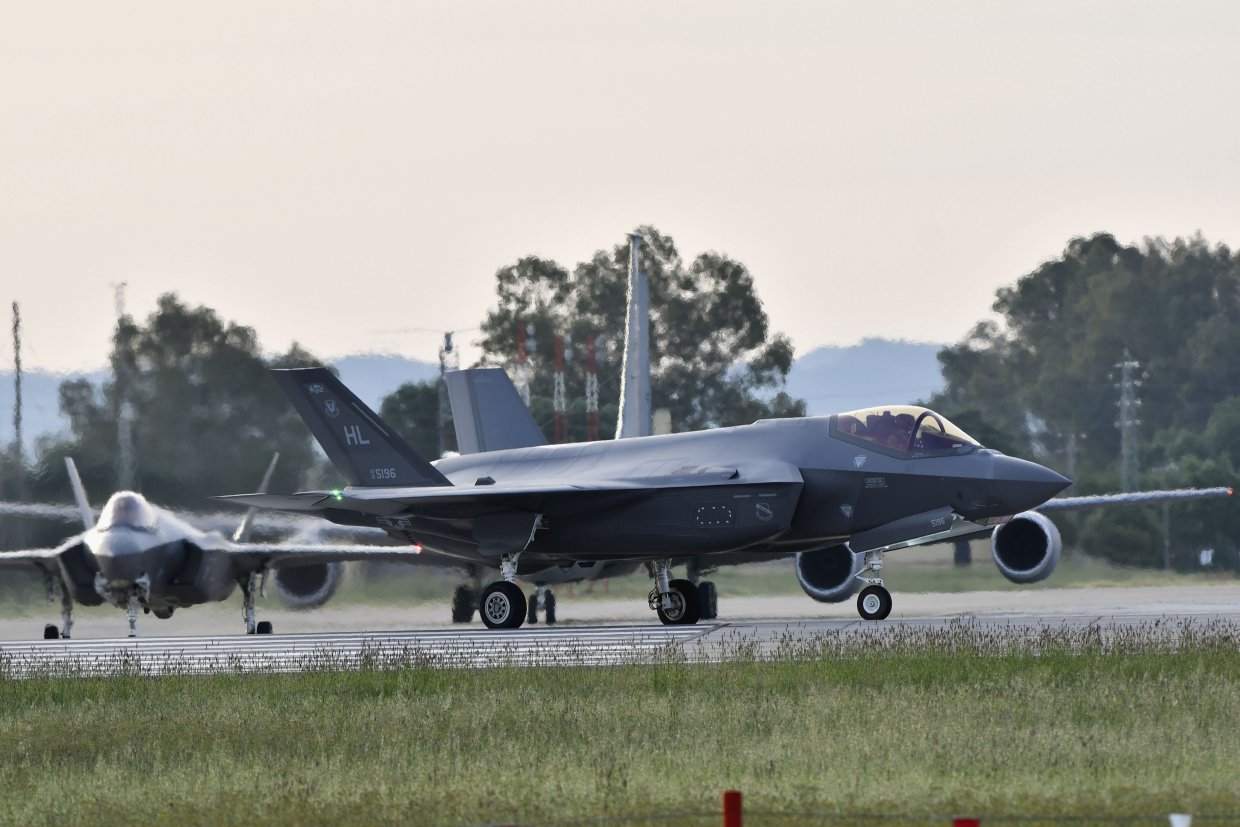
990,455 -> 1072,514
91,529 -> 151,585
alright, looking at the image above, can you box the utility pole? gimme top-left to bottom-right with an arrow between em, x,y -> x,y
11,303 -> 27,545
1115,348 -> 1142,492
437,331 -> 459,457
112,282 -> 136,490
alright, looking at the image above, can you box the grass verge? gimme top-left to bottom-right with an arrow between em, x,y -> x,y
1,622 -> 1238,826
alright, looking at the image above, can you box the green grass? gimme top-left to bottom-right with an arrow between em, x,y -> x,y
2,624 -> 1239,826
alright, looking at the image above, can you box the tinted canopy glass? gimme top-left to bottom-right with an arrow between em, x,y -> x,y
833,405 -> 979,455
97,492 -> 159,531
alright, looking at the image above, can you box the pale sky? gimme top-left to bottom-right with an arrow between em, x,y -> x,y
2,1 -> 1237,372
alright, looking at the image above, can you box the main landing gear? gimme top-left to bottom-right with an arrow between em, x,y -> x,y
649,560 -> 700,626
40,572 -> 74,640
240,572 -> 275,636
855,550 -> 892,621
526,585 -> 557,625
479,554 -> 526,630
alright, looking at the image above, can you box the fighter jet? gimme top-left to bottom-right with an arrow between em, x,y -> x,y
0,456 -> 428,638
221,367 -> 1227,630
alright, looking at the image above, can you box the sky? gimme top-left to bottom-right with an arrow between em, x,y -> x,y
2,1 -> 1238,373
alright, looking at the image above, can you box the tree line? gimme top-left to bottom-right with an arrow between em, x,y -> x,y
2,228 -> 1235,569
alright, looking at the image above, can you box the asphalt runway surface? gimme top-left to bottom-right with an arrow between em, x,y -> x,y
2,584 -> 1238,677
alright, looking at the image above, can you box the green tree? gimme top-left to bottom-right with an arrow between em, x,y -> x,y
475,226 -> 804,439
28,294 -> 323,508
379,380 -> 451,459
931,233 -> 1239,566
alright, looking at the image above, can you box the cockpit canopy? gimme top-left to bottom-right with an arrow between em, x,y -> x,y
97,492 -> 159,532
832,405 -> 980,456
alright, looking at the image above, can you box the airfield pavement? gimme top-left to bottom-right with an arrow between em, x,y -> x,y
1,584 -> 1239,676
0,582 -> 1237,640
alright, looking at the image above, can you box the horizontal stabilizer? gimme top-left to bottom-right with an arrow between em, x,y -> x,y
270,368 -> 451,489
445,368 -> 548,454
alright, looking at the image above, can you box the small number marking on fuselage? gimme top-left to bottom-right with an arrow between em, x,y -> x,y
368,467 -> 398,481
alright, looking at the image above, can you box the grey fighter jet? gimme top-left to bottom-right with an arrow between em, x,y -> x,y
223,367 -> 1227,630
0,457 -> 429,638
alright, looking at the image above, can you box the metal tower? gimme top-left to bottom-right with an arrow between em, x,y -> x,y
1115,348 -> 1142,492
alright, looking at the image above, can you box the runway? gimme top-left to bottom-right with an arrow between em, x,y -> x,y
3,607 -> 1238,679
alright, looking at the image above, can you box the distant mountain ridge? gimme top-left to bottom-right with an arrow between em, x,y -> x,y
786,338 -> 946,415
2,340 -> 944,447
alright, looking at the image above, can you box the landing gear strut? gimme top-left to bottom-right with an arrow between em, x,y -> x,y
479,553 -> 525,630
41,571 -> 74,640
855,550 -> 892,620
648,560 -> 700,626
240,572 -> 274,635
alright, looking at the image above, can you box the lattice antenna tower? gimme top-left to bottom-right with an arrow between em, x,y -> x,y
585,333 -> 600,441
514,322 -> 534,406
1115,348 -> 1143,492
553,333 -> 570,443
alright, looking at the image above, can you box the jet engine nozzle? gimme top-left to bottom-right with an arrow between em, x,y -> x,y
272,562 -> 343,609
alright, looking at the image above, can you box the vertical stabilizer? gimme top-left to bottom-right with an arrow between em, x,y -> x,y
616,232 -> 652,439
270,368 -> 451,488
63,457 -> 94,530
445,368 -> 549,454
233,452 -> 279,543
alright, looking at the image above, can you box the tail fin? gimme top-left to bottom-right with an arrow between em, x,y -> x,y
233,452 -> 279,543
64,457 -> 94,530
444,368 -> 548,454
270,368 -> 451,488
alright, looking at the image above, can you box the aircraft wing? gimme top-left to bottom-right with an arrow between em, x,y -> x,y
0,547 -> 65,572
1036,487 -> 1233,513
224,542 -> 446,571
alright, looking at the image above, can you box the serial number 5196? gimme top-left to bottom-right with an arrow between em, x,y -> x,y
368,467 -> 398,481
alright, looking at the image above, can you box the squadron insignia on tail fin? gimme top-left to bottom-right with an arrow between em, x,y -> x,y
270,368 -> 451,488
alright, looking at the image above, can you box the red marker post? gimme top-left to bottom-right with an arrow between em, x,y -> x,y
954,819 -> 980,827
722,790 -> 742,827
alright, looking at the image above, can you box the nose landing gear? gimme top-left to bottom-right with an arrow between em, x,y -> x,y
855,550 -> 892,620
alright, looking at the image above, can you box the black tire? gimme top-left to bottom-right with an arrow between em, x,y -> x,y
527,592 -> 540,625
857,585 -> 892,621
655,579 -> 701,625
43,624 -> 59,640
697,581 -> 718,621
256,620 -> 274,635
451,585 -> 476,623
480,582 -> 526,630
544,591 -> 557,625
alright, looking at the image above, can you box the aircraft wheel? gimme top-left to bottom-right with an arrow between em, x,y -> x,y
451,585 -> 476,623
43,624 -> 59,640
256,621 -> 274,635
697,581 -> 718,621
656,579 -> 701,626
544,591 -> 556,625
480,582 -> 526,630
857,585 -> 892,621
526,592 -> 540,626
